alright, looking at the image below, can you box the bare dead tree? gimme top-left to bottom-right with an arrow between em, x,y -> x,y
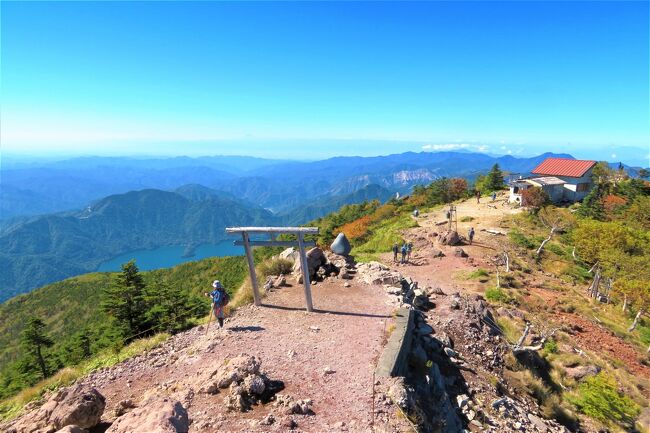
535,208 -> 575,257
629,311 -> 642,332
512,321 -> 559,354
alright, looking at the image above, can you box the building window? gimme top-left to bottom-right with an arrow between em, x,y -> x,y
576,183 -> 590,192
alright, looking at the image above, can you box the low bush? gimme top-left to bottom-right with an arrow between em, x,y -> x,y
485,287 -> 511,304
509,230 -> 536,250
257,258 -> 293,278
568,372 -> 640,428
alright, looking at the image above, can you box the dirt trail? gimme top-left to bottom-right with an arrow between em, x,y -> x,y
78,277 -> 396,432
393,192 -> 650,381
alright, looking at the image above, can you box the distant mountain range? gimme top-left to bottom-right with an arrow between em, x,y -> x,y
1,150 -> 595,220
3,150 -> 640,302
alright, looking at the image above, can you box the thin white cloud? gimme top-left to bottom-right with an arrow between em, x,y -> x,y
422,143 -> 471,151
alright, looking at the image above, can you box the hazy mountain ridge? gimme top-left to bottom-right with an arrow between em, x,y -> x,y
2,151 -> 582,219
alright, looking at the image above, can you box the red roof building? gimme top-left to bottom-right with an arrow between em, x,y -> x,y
531,157 -> 597,178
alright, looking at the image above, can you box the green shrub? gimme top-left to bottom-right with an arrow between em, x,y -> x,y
542,339 -> 558,356
468,268 -> 489,279
460,216 -> 474,222
568,373 -> 640,428
258,258 -> 294,278
485,287 -> 511,304
509,230 -> 536,249
355,215 -> 417,255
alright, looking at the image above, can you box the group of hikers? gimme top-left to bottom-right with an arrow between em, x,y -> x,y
392,242 -> 413,264
476,190 -> 498,203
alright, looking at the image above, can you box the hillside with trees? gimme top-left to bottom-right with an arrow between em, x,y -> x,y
0,189 -> 277,301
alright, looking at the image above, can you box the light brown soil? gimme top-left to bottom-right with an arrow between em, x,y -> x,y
556,313 -> 650,379
81,277 -> 395,432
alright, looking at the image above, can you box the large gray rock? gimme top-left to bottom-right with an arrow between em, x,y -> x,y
292,247 -> 327,280
439,230 -> 462,246
5,386 -> 105,433
330,232 -> 352,256
106,399 -> 189,433
565,364 -> 600,381
279,247 -> 299,263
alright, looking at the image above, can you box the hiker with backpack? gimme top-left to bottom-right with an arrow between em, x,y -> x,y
401,243 -> 408,264
205,280 -> 229,329
392,243 -> 399,262
468,227 -> 475,245
406,242 -> 413,261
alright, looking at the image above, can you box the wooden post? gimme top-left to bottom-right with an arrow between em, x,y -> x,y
242,232 -> 261,306
297,234 -> 314,312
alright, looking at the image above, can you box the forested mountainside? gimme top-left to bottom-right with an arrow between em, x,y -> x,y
0,188 -> 276,301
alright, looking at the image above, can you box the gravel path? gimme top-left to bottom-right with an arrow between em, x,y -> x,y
81,275 -> 395,432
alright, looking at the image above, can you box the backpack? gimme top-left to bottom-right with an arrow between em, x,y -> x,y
220,289 -> 230,306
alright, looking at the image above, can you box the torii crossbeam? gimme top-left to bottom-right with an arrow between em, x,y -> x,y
225,226 -> 319,312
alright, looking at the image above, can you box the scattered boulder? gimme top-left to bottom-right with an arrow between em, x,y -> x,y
330,232 -> 352,256
279,247 -> 299,263
431,248 -> 445,258
293,247 -> 327,280
274,395 -> 314,415
210,354 -> 262,390
564,364 -> 600,381
454,247 -> 468,258
55,427 -> 88,433
6,386 -> 106,433
204,354 -> 284,412
113,399 -> 136,418
357,262 -> 402,287
274,274 -> 288,287
439,230 -> 462,246
106,399 -> 189,433
263,276 -> 275,291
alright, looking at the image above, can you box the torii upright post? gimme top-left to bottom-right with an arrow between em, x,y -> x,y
297,233 -> 314,312
241,231 -> 261,306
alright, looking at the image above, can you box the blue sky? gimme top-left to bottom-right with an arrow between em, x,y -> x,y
1,1 -> 648,165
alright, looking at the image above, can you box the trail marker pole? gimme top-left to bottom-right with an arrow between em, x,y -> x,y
205,304 -> 214,335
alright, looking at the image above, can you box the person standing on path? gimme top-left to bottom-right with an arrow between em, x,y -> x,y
468,227 -> 475,245
392,243 -> 399,262
401,243 -> 408,264
205,280 -> 228,328
406,242 -> 413,262
476,190 -> 481,204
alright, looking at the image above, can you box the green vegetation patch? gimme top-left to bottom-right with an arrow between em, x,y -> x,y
354,214 -> 418,255
568,373 -> 640,428
485,287 -> 512,304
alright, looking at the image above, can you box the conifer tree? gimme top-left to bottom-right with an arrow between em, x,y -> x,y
20,317 -> 53,379
145,279 -> 196,333
101,260 -> 149,337
485,163 -> 505,191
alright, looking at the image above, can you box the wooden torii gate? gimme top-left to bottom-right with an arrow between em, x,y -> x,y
225,226 -> 319,312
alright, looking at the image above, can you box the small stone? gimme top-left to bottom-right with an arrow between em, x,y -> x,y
324,366 -> 336,375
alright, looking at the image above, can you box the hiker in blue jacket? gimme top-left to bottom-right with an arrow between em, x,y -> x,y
401,243 -> 408,264
205,280 -> 228,328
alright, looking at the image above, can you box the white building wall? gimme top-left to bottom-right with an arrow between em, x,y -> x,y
557,168 -> 594,201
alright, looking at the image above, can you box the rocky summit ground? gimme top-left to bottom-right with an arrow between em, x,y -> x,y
5,192 -> 645,433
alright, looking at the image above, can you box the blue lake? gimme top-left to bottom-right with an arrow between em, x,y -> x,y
97,241 -> 244,272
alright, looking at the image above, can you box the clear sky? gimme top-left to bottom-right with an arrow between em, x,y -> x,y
1,1 -> 648,165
